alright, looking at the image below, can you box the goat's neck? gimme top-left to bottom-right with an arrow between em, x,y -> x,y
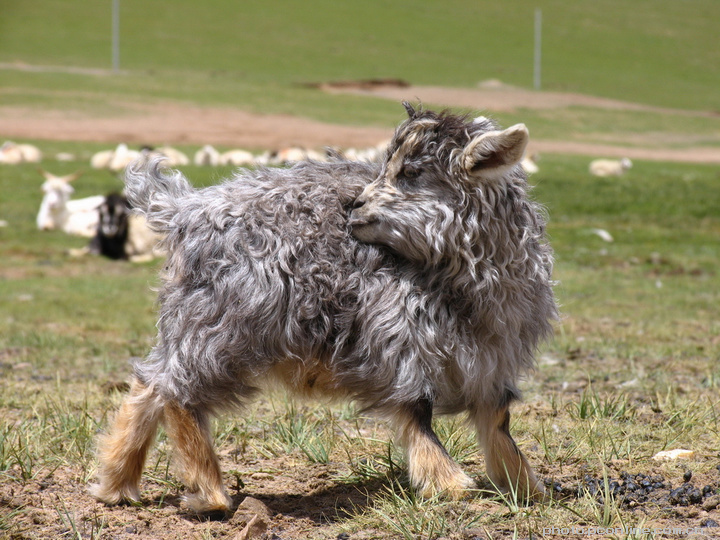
37,197 -> 69,229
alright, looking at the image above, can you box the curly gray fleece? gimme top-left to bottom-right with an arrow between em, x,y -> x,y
124,104 -> 557,421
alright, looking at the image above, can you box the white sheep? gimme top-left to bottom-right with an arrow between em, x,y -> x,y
342,147 -> 380,163
19,143 -> 43,163
154,146 -> 190,167
193,145 -> 221,166
271,146 -> 309,165
589,158 -> 632,177
219,149 -> 256,167
91,149 -> 115,170
56,152 -> 77,162
90,143 -> 142,172
109,144 -> 141,173
125,214 -> 166,262
0,141 -> 42,164
521,153 -> 539,175
0,142 -> 23,164
271,147 -> 329,166
36,170 -> 104,237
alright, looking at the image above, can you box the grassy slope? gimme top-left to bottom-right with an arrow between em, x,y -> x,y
1,0 -> 718,111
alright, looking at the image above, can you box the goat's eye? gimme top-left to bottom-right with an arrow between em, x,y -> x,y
401,165 -> 421,178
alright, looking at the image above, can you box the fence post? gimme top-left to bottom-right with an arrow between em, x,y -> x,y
534,8 -> 542,90
112,0 -> 120,72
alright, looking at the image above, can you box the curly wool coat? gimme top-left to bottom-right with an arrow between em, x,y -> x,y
125,108 -> 555,421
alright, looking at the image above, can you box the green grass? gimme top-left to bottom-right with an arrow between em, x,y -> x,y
1,155 -> 718,538
1,0 -> 718,112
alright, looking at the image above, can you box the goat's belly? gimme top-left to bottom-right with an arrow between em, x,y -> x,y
268,357 -> 348,400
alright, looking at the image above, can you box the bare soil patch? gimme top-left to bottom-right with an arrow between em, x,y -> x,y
1,79 -> 719,163
0,101 -> 392,151
326,78 -> 719,117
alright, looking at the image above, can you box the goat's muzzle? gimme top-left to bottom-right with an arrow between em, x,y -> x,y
348,197 -> 371,228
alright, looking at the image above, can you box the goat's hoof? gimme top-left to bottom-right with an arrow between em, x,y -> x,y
492,478 -> 548,505
416,471 -> 477,500
441,472 -> 477,500
89,482 -> 142,506
184,491 -> 232,514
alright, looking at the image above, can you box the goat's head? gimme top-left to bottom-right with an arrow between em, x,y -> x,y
349,103 -> 529,265
37,170 -> 81,230
98,193 -> 130,238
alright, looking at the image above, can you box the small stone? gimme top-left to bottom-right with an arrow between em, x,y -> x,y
653,449 -> 695,461
230,496 -> 272,529
232,514 -> 267,540
238,497 -> 271,517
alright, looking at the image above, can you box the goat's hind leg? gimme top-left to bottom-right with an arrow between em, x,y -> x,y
394,398 -> 475,499
163,401 -> 232,513
91,378 -> 163,505
472,398 -> 546,502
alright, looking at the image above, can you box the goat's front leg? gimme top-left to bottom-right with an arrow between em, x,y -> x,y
393,397 -> 475,499
471,400 -> 546,502
163,401 -> 232,513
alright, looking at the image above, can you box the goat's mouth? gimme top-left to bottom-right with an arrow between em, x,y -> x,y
349,214 -> 382,244
348,210 -> 379,229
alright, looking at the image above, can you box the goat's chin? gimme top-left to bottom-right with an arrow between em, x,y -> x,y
350,221 -> 382,244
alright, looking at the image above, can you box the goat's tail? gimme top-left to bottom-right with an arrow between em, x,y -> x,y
124,156 -> 193,232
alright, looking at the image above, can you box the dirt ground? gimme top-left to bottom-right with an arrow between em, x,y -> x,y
2,401 -> 719,540
1,79 -> 719,164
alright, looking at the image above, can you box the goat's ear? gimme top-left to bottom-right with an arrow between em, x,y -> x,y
402,101 -> 418,119
38,168 -> 53,181
461,124 -> 529,181
62,171 -> 83,183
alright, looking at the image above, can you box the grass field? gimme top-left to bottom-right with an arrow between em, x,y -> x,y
1,0 -> 719,117
1,154 -> 719,539
1,1 -> 719,538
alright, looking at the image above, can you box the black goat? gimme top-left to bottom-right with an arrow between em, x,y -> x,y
89,193 -> 131,260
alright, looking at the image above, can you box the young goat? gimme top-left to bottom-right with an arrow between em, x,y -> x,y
91,104 -> 557,513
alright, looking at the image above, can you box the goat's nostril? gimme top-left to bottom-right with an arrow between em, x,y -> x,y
352,198 -> 366,210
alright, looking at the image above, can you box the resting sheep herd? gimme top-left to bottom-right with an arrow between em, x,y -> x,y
90,104 -> 557,513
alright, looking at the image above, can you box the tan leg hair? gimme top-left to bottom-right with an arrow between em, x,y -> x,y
475,405 -> 546,502
163,401 -> 231,513
90,378 -> 163,505
394,402 -> 475,499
